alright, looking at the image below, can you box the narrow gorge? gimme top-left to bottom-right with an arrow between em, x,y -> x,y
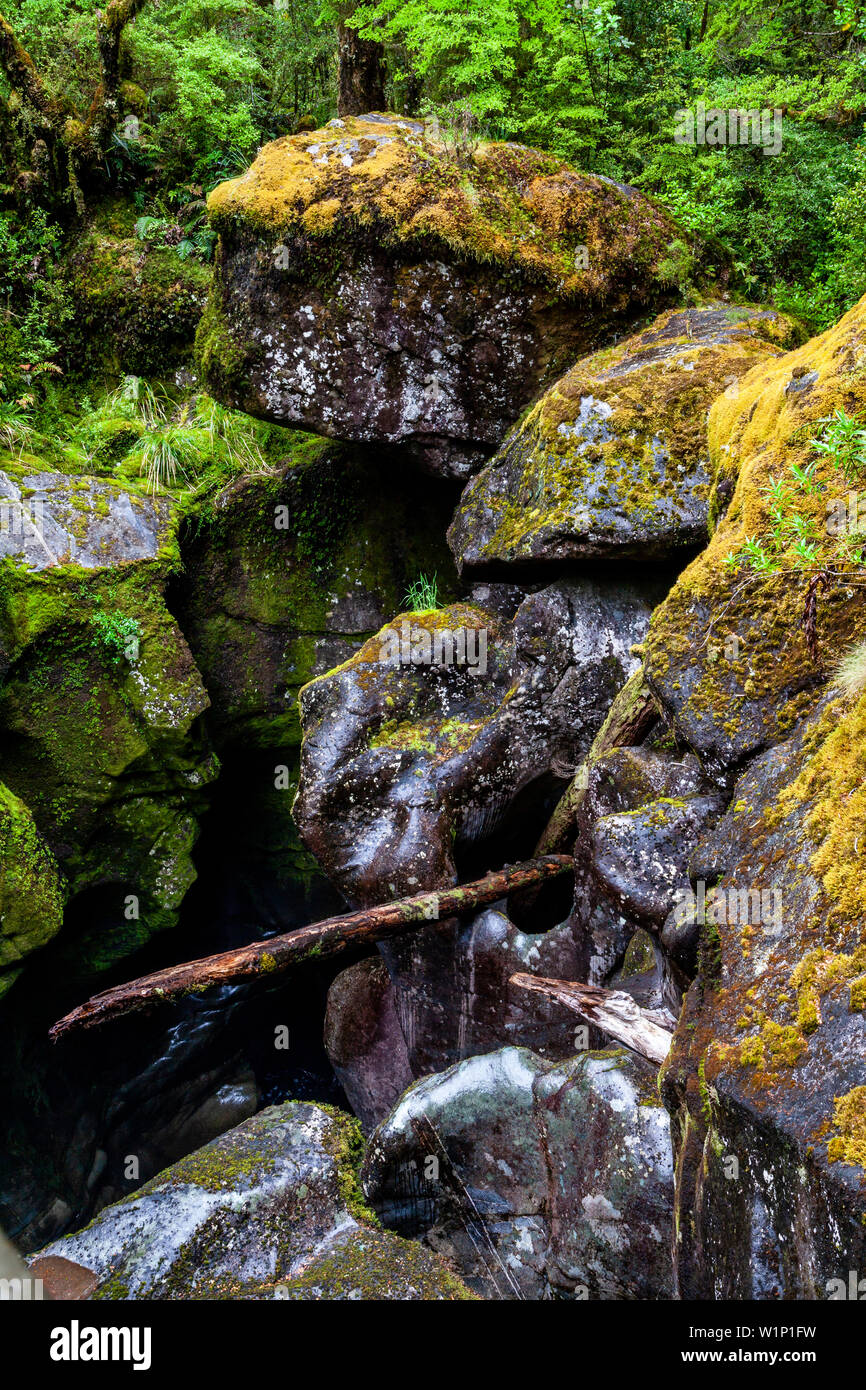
2,108 -> 866,1313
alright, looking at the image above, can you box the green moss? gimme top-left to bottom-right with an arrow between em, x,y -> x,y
827,1087 -> 866,1169
207,114 -> 686,301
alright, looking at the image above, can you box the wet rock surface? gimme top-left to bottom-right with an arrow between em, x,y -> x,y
201,115 -> 690,477
362,1045 -> 674,1299
662,690 -> 866,1298
449,304 -> 793,568
295,579 -> 657,909
295,577 -> 659,1074
37,1100 -> 472,1299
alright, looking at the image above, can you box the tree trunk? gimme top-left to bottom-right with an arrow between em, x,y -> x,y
50,855 -> 573,1041
337,19 -> 386,116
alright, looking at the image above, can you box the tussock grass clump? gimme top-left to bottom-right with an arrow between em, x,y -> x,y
834,637 -> 866,700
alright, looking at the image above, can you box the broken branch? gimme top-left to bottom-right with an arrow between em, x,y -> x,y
510,971 -> 675,1064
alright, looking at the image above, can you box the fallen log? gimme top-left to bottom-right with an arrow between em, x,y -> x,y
49,855 -> 573,1042
510,972 -> 675,1065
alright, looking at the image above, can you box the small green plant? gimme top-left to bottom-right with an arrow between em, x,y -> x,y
106,375 -> 171,428
125,422 -> 210,493
90,610 -> 142,665
193,395 -> 269,474
726,461 -> 824,575
404,572 -> 439,611
0,396 -> 35,454
657,238 -> 700,306
834,637 -> 866,700
810,409 -> 866,482
134,198 -> 216,263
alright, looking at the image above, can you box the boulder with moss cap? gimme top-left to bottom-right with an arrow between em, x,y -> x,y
35,1099 -> 473,1300
449,302 -> 796,570
661,685 -> 866,1297
200,114 -> 701,478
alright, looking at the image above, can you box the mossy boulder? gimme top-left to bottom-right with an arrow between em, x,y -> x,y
66,198 -> 210,378
36,1099 -> 472,1300
0,474 -> 218,977
296,578 -> 658,1075
172,441 -> 459,749
362,1045 -> 674,1300
200,114 -> 699,478
661,687 -> 866,1297
449,302 -> 795,570
0,782 -> 66,996
644,292 -> 866,779
0,465 -> 175,573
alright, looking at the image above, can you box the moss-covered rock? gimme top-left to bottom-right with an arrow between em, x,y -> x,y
661,687 -> 866,1297
65,198 -> 210,378
200,114 -> 703,478
0,470 -> 217,978
644,291 -> 866,779
449,302 -> 796,570
0,782 -> 66,995
172,441 -> 459,749
295,578 -> 659,1075
36,1098 -> 473,1300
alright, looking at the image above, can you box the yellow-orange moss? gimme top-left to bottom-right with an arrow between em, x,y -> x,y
827,1087 -> 866,1168
207,115 -> 683,297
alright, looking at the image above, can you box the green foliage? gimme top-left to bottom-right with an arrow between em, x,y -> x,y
404,572 -> 440,610
90,607 -> 142,666
810,409 -> 866,483
0,208 -> 71,396
726,410 -> 866,576
0,0 -> 863,358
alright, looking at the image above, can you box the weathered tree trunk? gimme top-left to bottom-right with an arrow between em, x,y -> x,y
510,972 -> 675,1064
50,856 -> 572,1041
0,0 -> 145,211
337,19 -> 387,116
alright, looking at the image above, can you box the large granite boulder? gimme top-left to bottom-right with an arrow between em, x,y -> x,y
362,1046 -> 674,1300
448,303 -> 794,569
36,1100 -> 473,1300
200,114 -> 694,478
644,292 -> 866,780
